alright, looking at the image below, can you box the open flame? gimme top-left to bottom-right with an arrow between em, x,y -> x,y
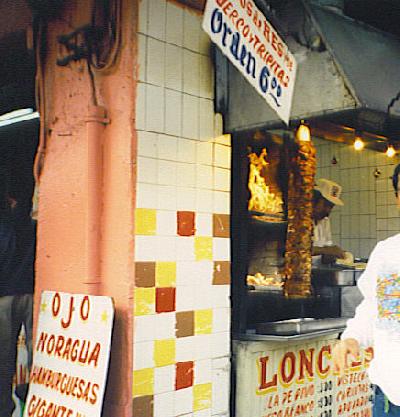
248,148 -> 284,215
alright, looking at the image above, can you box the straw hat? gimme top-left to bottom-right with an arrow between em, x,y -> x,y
315,178 -> 344,206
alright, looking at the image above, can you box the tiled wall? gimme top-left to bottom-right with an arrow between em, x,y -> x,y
314,137 -> 400,258
133,1 -> 231,416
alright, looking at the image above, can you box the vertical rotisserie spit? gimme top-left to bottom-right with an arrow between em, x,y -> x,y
284,134 -> 316,297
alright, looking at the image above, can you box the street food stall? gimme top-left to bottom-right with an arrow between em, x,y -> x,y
209,0 -> 400,415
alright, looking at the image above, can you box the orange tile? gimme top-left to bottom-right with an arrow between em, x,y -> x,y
175,361 -> 194,390
156,287 -> 176,313
177,211 -> 196,236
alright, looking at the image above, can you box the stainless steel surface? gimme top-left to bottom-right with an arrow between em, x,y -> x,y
312,266 -> 364,286
256,317 -> 348,336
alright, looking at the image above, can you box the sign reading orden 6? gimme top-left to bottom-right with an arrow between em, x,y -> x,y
202,0 -> 297,124
252,342 -> 374,417
24,291 -> 114,417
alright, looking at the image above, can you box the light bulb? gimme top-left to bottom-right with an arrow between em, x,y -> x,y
296,123 -> 310,142
354,138 -> 364,151
386,145 -> 396,158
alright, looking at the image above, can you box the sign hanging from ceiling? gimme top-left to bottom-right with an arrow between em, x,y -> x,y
202,0 -> 297,124
23,291 -> 114,417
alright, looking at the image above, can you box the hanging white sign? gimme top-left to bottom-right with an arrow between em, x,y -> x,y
23,291 -> 114,417
202,0 -> 297,124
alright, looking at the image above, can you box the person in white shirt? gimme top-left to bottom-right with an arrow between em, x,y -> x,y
312,178 -> 346,264
332,163 -> 400,416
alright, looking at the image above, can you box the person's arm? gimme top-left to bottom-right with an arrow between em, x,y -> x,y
332,242 -> 381,372
312,245 -> 346,258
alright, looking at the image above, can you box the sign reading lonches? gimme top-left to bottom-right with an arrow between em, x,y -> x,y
24,291 -> 114,417
202,0 -> 297,124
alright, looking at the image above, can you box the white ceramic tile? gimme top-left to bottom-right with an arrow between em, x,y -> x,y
157,210 -> 177,236
196,165 -> 213,189
197,141 -> 213,165
212,285 -> 230,308
158,160 -> 177,185
136,82 -> 146,130
158,134 -> 178,161
214,167 -> 230,191
135,236 -> 157,261
194,359 -> 212,384
193,286 -> 213,310
154,364 -> 175,394
134,315 -> 156,342
192,261 -> 213,283
165,43 -> 183,91
214,115 -> 225,139
156,236 -> 177,260
183,11 -> 200,52
177,237 -> 195,261
154,392 -> 174,417
183,50 -> 200,96
177,162 -> 196,188
193,334 -> 212,360
199,27 -> 211,56
176,336 -> 196,361
146,84 -> 165,133
213,238 -> 230,260
138,0 -> 149,35
137,130 -> 158,157
177,186 -> 197,211
165,90 -> 182,136
137,156 -> 157,184
178,138 -> 196,163
196,189 -> 214,213
212,308 -> 230,333
166,2 -> 183,46
148,0 -> 166,41
182,94 -> 199,139
193,409 -> 211,417
195,213 -> 212,236
136,182 -> 159,209
175,387 -> 193,416
134,341 -> 155,370
176,261 -> 198,286
157,185 -> 177,210
212,364 -> 230,414
199,55 -> 213,99
147,37 -> 165,87
137,33 -> 147,82
214,191 -> 230,214
176,285 -> 195,312
214,144 -> 231,169
212,357 -> 230,370
199,99 -> 214,142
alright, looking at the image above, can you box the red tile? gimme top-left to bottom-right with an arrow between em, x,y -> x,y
175,361 -> 194,390
156,287 -> 176,313
177,211 -> 196,236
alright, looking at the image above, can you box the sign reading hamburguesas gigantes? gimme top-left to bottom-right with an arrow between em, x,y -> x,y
24,291 -> 114,417
202,0 -> 297,124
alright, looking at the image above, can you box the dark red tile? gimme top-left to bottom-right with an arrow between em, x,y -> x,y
175,361 -> 194,390
177,211 -> 195,236
156,287 -> 176,313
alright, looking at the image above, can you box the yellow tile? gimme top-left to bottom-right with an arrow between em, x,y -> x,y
135,208 -> 157,235
132,368 -> 154,397
156,262 -> 176,287
154,339 -> 176,367
194,237 -> 213,261
134,288 -> 155,316
193,383 -> 212,411
195,309 -> 213,334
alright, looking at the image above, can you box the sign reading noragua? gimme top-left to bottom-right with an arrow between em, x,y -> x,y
202,0 -> 297,124
23,291 -> 114,417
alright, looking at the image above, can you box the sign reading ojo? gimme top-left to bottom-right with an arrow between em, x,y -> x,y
24,291 -> 114,417
202,0 -> 297,124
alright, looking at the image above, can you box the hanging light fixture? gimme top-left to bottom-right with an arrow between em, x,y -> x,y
386,144 -> 396,158
296,121 -> 311,142
353,136 -> 364,151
